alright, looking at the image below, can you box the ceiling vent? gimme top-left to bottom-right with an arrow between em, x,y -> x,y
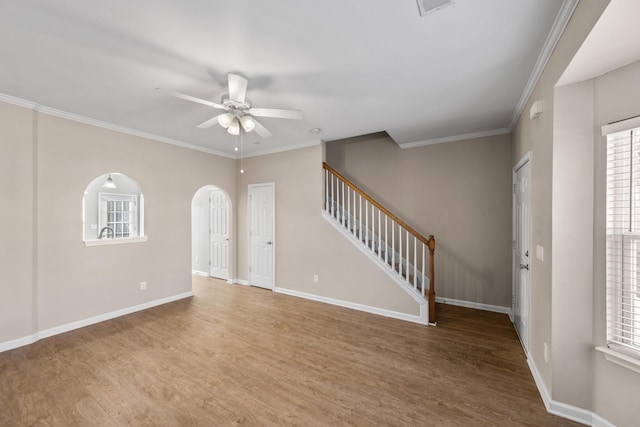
416,0 -> 455,16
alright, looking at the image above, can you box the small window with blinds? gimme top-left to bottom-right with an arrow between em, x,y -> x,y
605,122 -> 640,360
98,193 -> 138,239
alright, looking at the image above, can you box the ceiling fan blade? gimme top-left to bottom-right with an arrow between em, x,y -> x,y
249,107 -> 303,120
196,114 -> 225,129
252,119 -> 272,138
228,73 -> 248,103
161,89 -> 226,109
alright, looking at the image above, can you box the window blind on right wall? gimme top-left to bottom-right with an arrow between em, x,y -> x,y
604,118 -> 640,358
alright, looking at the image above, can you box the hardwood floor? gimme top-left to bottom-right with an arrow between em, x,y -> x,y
0,276 -> 578,426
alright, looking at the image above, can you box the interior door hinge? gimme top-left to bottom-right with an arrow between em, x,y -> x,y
513,183 -> 517,193
249,266 -> 252,273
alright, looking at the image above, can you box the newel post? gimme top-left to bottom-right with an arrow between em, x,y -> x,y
428,235 -> 436,324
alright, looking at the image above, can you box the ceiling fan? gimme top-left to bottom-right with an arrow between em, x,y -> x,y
164,73 -> 303,138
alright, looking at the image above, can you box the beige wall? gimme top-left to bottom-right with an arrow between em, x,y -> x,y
326,132 -> 512,308
236,144 -> 421,316
515,1 -> 640,426
0,102 -> 35,343
551,80 -> 595,409
0,102 -> 236,340
511,0 -> 610,400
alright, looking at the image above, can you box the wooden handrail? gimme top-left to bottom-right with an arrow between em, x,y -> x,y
323,162 -> 431,246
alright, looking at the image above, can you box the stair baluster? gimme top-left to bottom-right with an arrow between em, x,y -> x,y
322,162 -> 437,324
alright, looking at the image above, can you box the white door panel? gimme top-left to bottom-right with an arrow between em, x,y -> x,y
513,159 -> 531,352
210,190 -> 229,280
249,184 -> 274,289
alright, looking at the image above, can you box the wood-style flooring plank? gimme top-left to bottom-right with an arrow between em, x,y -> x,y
0,276 -> 579,426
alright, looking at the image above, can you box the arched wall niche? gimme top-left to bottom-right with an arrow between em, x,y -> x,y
83,172 -> 147,245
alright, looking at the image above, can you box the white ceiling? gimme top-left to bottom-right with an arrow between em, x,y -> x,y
559,0 -> 640,86
0,0 -> 571,157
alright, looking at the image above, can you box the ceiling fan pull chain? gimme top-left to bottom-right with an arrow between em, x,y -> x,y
240,128 -> 245,174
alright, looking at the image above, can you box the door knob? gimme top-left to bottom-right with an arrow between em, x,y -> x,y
266,241 -> 272,245
519,264 -> 529,270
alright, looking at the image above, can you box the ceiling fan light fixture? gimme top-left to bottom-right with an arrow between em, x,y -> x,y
239,115 -> 256,133
228,117 -> 240,135
218,113 -> 233,128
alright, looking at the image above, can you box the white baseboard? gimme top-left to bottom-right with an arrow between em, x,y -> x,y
0,291 -> 194,353
274,286 -> 428,325
435,296 -> 511,315
527,355 -> 615,427
0,335 -> 39,353
232,279 -> 249,286
191,270 -> 209,277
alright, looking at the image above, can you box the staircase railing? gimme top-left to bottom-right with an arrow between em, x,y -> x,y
323,162 -> 436,324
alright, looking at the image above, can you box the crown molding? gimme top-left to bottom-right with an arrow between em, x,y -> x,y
508,0 -> 580,130
398,128 -> 510,149
0,92 -> 236,159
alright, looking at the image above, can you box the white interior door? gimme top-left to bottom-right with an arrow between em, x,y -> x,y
513,158 -> 531,353
209,190 -> 229,280
249,183 -> 275,289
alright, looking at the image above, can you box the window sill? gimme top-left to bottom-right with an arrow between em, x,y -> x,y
84,236 -> 148,247
596,346 -> 640,374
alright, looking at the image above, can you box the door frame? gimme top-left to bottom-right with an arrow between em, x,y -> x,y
248,182 -> 276,289
512,152 -> 532,354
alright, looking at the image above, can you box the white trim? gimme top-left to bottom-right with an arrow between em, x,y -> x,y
232,279 -> 249,286
0,92 -> 235,159
508,0 -> 580,129
244,140 -> 322,158
596,346 -> 640,374
192,270 -> 209,277
0,335 -> 38,353
274,287 -> 428,325
434,297 -> 510,315
322,210 -> 428,306
527,355 -> 616,427
0,291 -> 193,353
0,92 -> 38,109
398,128 -> 510,149
84,236 -> 148,246
248,183 -> 276,290
601,115 -> 640,136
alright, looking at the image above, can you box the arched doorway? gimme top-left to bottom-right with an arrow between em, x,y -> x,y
191,185 -> 231,281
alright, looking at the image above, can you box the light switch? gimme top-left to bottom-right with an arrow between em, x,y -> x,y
536,245 -> 544,261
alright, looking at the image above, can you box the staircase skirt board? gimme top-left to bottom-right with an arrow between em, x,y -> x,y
274,286 -> 428,325
322,210 -> 429,324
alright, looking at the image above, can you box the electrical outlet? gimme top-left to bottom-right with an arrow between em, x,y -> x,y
543,342 -> 549,363
536,245 -> 544,261
313,275 -> 319,283
140,281 -> 147,290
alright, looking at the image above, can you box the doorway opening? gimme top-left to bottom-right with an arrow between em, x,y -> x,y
192,186 -> 231,281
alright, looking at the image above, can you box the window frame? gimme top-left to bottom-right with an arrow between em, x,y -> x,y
98,192 -> 138,239
598,117 -> 640,373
